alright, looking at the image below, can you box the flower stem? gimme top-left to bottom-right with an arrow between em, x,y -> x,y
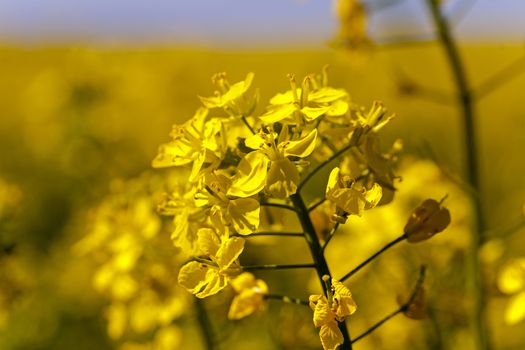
194,297 -> 216,350
265,293 -> 309,306
351,266 -> 426,344
290,193 -> 353,350
298,139 -> 358,192
243,263 -> 316,271
232,231 -> 304,237
340,235 -> 406,282
260,202 -> 298,213
426,1 -> 490,349
321,222 -> 340,252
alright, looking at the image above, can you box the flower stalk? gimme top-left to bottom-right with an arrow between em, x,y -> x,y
426,1 -> 490,348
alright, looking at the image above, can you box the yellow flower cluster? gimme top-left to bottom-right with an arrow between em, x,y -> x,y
153,69 -> 402,344
74,174 -> 187,349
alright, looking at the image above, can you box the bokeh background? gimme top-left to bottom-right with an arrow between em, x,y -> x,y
1,0 -> 524,349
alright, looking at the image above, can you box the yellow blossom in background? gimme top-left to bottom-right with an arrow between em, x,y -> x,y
228,272 -> 268,320
498,259 -> 525,325
74,173 -> 188,346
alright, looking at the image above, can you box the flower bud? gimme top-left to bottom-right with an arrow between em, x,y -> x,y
404,199 -> 451,243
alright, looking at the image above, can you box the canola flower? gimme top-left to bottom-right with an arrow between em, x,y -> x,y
74,173 -> 188,349
152,70 -> 450,349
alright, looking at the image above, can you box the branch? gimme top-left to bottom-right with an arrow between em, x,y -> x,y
340,234 -> 406,282
242,263 -> 316,271
352,266 -> 426,344
265,293 -> 309,306
322,223 -> 341,252
474,55 -> 525,100
232,231 -> 304,238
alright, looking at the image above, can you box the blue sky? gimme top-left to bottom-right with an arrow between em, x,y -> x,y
0,0 -> 523,47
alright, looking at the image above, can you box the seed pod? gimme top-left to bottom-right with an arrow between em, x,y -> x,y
404,199 -> 451,243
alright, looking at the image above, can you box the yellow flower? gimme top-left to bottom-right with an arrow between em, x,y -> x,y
229,126 -> 318,198
355,100 -> 395,132
498,259 -> 525,325
404,199 -> 451,243
195,172 -> 260,235
326,167 -> 382,223
178,228 -> 244,298
199,72 -> 257,118
309,278 -> 357,350
331,0 -> 371,52
260,72 -> 349,125
228,272 -> 268,320
152,108 -> 225,181
157,185 -> 207,255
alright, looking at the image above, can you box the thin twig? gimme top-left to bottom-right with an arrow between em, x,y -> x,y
194,298 -> 216,350
260,202 -> 298,213
232,231 -> 304,238
241,116 -> 256,134
265,293 -> 309,306
322,223 -> 340,252
445,0 -> 478,27
308,197 -> 327,212
426,1 -> 490,348
352,266 -> 426,344
242,263 -> 316,271
298,141 -> 358,192
340,234 -> 406,282
474,55 -> 525,100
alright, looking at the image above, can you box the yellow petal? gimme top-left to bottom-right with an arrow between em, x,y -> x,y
154,326 -> 182,350
505,291 -> 525,325
178,261 -> 210,295
364,183 -> 382,209
228,151 -> 269,197
269,89 -> 298,105
332,280 -> 357,318
309,87 -> 347,103
266,158 -> 300,198
259,104 -> 297,124
216,236 -> 245,268
498,260 -> 525,294
326,99 -> 349,116
228,198 -> 260,235
301,106 -> 331,122
311,295 -> 333,328
230,272 -> 257,292
196,270 -> 228,298
106,303 -> 127,340
283,129 -> 318,158
197,228 -> 221,257
319,321 -> 344,350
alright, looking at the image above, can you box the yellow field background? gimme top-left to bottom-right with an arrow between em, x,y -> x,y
0,42 -> 524,349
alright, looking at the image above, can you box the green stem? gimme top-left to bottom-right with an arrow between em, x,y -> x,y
243,263 -> 316,271
352,309 -> 403,344
298,139 -> 358,192
260,202 -> 297,212
352,266 -> 426,344
321,222 -> 340,251
340,235 -> 406,282
232,231 -> 304,237
265,293 -> 309,306
426,1 -> 489,349
194,297 -> 216,350
290,193 -> 352,350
